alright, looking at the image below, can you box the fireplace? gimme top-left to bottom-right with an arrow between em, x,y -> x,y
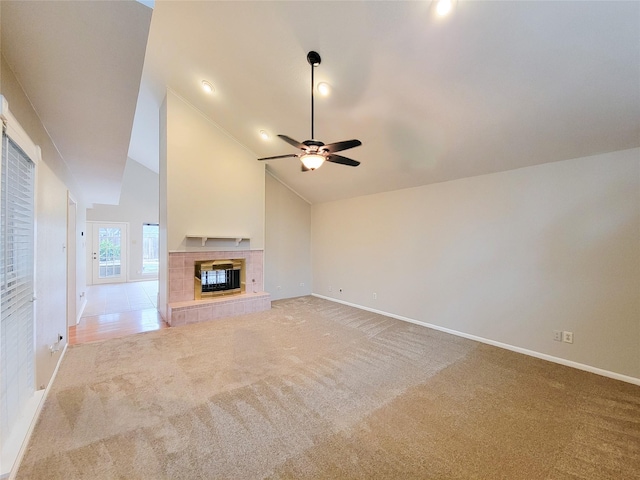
194,259 -> 245,299
167,250 -> 270,327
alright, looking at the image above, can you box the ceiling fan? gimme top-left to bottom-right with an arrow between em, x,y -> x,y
258,51 -> 362,171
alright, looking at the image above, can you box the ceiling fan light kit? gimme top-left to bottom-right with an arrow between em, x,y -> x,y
258,51 -> 362,171
301,154 -> 325,170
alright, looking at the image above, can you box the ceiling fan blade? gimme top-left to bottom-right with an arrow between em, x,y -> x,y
326,154 -> 360,167
278,135 -> 307,150
323,139 -> 362,153
257,153 -> 299,161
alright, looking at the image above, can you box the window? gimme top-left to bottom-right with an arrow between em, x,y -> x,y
142,224 -> 159,275
1,132 -> 35,446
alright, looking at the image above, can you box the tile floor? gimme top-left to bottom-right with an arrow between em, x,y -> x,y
69,280 -> 167,345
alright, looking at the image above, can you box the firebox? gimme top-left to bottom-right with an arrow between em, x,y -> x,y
194,259 -> 245,299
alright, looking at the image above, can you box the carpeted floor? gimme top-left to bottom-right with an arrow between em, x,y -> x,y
17,296 -> 640,479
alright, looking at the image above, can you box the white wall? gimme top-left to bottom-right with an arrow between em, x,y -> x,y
87,158 -> 159,283
34,161 -> 68,387
1,54 -> 88,387
164,90 -> 265,252
265,172 -> 312,300
159,91 -> 266,317
312,149 -> 640,380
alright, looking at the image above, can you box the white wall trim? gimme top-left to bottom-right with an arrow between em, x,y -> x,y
312,293 -> 640,387
6,344 -> 68,480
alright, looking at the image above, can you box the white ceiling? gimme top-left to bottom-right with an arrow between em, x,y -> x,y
1,1 -> 151,205
3,1 -> 640,206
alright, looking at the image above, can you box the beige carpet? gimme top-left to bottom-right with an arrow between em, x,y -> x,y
17,296 -> 640,479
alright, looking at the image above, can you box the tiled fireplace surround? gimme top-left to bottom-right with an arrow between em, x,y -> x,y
166,250 -> 271,326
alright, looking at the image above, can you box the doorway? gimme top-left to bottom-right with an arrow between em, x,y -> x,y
90,222 -> 128,284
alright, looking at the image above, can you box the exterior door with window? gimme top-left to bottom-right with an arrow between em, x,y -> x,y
92,222 -> 127,284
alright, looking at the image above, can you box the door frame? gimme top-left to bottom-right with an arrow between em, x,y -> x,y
67,193 -> 77,326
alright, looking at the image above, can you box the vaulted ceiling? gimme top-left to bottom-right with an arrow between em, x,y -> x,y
2,1 -> 639,206
1,0 -> 152,205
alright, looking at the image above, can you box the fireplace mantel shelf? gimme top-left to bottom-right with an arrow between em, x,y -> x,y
186,235 -> 248,247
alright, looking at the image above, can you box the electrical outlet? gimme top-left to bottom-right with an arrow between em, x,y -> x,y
553,330 -> 562,342
562,331 -> 574,344
300,282 -> 305,287
373,293 -> 377,300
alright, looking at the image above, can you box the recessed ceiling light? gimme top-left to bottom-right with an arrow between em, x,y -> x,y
436,0 -> 454,17
201,80 -> 214,93
317,82 -> 330,96
259,130 -> 270,140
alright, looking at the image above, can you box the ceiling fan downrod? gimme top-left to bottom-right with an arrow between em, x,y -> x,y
307,51 -> 321,141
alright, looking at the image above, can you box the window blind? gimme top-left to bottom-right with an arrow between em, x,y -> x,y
0,131 -> 35,442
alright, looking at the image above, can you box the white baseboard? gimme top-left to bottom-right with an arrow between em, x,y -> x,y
4,344 -> 68,480
312,294 -> 640,387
